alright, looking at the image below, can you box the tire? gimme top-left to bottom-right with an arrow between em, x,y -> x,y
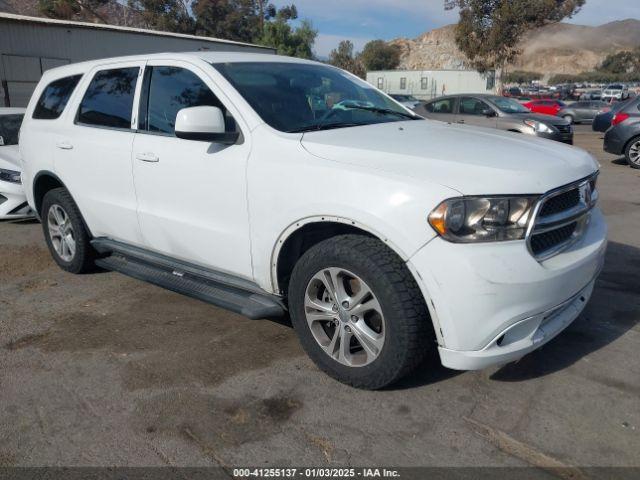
624,136 -> 640,169
563,115 -> 574,124
288,234 -> 434,389
41,188 -> 97,273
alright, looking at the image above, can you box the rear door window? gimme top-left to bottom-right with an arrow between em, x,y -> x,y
77,67 -> 139,129
33,75 -> 83,120
425,98 -> 454,114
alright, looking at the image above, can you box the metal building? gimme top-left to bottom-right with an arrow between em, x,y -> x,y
367,69 -> 497,101
0,12 -> 275,107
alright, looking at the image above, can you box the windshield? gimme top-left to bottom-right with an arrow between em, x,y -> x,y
491,97 -> 530,114
213,62 -> 420,133
0,114 -> 23,146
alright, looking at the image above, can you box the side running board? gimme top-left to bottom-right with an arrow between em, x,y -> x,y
92,238 -> 285,320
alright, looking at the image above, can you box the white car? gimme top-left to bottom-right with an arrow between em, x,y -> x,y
19,53 -> 607,389
0,108 -> 33,219
602,84 -> 630,101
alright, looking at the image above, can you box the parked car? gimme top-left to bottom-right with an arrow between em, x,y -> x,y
580,90 -> 602,101
592,98 -> 632,133
523,99 -> 567,116
20,53 -> 606,389
0,108 -> 33,219
421,94 -> 573,144
557,101 -> 611,124
604,96 -> 640,168
389,94 -> 421,110
602,84 -> 630,102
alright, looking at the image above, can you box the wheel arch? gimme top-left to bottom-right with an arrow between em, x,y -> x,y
32,170 -> 93,236
623,133 -> 640,156
271,216 -> 411,296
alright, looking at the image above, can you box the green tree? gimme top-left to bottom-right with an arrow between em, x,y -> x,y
258,18 -> 317,59
444,0 -> 586,90
598,49 -> 640,75
127,0 -> 195,33
38,0 -> 110,22
193,0 -> 260,42
329,40 -> 365,78
358,40 -> 401,72
503,70 -> 542,84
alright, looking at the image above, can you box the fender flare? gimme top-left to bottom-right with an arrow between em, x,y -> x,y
32,170 -> 93,236
269,215 -> 411,294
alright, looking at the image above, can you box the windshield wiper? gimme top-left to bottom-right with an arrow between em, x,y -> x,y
287,122 -> 365,133
343,105 -> 420,120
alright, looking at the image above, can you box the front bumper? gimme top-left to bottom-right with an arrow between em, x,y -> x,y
408,208 -> 607,371
0,179 -> 34,220
537,130 -> 573,145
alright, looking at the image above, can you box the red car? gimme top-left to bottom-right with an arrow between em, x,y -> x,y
523,99 -> 567,116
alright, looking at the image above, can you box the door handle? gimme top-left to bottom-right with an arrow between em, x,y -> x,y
136,152 -> 159,163
56,141 -> 73,150
456,120 -> 465,124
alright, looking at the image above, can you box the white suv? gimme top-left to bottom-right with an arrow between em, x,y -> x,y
20,53 -> 607,389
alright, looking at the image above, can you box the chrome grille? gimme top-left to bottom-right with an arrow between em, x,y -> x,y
527,173 -> 598,261
539,188 -> 580,217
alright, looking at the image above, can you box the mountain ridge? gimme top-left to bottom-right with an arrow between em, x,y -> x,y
389,19 -> 640,76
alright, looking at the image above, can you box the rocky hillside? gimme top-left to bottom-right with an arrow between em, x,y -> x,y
391,20 -> 640,76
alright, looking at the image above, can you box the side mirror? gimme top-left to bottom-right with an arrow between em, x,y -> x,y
175,106 -> 239,145
482,108 -> 496,117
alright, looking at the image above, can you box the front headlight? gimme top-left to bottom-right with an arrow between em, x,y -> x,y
428,196 -> 539,243
0,168 -> 21,184
524,119 -> 554,134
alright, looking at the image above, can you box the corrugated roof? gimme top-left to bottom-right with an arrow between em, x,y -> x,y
0,11 -> 273,51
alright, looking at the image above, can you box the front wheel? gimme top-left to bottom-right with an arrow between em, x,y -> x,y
625,137 -> 640,169
288,235 -> 434,389
563,115 -> 574,124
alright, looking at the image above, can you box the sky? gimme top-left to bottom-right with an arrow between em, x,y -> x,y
273,0 -> 640,58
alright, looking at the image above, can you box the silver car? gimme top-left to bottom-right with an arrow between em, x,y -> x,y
419,94 -> 573,144
557,101 -> 611,125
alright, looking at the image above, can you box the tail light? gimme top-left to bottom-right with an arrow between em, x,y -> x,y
612,113 -> 630,126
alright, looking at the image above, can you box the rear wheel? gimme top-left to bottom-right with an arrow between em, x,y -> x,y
288,235 -> 434,389
41,188 -> 97,273
625,136 -> 640,169
563,115 -> 574,124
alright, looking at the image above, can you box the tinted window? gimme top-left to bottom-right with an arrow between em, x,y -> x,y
139,66 -> 233,135
33,75 -> 82,120
425,98 -> 454,114
0,114 -> 24,146
77,68 -> 139,129
459,97 -> 490,115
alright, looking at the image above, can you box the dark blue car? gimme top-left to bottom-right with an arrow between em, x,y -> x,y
592,99 -> 632,132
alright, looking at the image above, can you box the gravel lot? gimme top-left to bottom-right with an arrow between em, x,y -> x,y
1,126 -> 639,471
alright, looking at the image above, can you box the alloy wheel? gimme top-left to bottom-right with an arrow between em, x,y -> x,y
629,140 -> 640,166
47,204 -> 76,262
304,267 -> 385,367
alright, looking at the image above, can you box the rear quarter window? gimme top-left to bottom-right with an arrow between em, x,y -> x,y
32,75 -> 83,120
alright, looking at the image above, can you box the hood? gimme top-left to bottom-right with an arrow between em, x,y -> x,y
301,120 -> 598,195
0,145 -> 21,170
509,112 -> 569,125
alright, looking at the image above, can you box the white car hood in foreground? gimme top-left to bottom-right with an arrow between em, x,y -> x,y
0,145 -> 21,171
301,120 -> 598,195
